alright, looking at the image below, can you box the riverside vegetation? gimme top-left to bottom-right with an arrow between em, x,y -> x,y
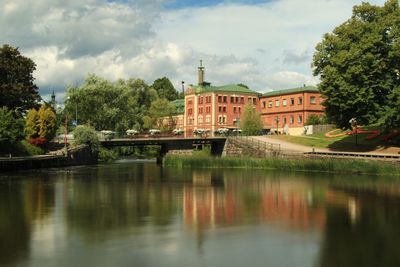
164,154 -> 400,177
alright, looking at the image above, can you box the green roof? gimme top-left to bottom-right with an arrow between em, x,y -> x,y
170,99 -> 185,114
192,84 -> 260,95
262,86 -> 319,97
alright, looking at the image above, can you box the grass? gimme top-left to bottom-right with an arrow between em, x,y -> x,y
0,140 -> 44,156
269,126 -> 399,152
164,155 -> 400,177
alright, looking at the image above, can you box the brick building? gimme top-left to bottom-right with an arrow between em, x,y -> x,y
178,62 -> 325,136
259,86 -> 325,135
183,61 -> 260,136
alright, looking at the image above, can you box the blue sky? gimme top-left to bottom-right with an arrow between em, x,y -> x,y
165,0 -> 273,9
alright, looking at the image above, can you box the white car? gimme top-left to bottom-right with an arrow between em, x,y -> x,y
149,129 -> 161,136
126,129 -> 139,138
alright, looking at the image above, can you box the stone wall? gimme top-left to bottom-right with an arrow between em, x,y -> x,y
0,145 -> 98,173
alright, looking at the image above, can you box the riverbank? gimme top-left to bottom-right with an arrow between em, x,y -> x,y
164,155 -> 400,176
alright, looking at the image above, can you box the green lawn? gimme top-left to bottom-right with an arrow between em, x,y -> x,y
269,127 -> 399,152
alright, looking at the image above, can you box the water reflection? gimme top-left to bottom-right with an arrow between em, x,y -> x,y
0,162 -> 400,266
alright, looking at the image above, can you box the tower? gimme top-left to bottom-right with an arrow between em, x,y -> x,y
198,60 -> 204,86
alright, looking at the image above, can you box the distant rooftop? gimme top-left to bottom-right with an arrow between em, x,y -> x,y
170,99 -> 185,114
190,84 -> 260,95
262,86 -> 319,97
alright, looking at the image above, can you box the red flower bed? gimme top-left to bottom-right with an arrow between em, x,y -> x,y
28,137 -> 48,147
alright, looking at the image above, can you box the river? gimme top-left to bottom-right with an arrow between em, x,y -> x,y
0,159 -> 399,267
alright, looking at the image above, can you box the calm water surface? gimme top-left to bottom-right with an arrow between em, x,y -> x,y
1,159 -> 400,267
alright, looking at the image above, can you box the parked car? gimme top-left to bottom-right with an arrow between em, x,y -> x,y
100,130 -> 115,140
149,129 -> 161,137
126,129 -> 139,138
173,129 -> 184,136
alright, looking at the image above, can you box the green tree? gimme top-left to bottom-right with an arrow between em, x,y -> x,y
0,44 -> 40,113
65,75 -> 157,134
73,125 -> 100,154
152,77 -> 178,101
38,104 -> 57,140
241,103 -> 263,135
143,98 -> 176,130
24,108 -> 40,139
0,107 -> 24,144
313,0 -> 400,129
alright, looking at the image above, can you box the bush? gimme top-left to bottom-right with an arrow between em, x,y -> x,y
98,147 -> 118,162
27,137 -> 47,148
0,106 -> 24,143
73,125 -> 100,154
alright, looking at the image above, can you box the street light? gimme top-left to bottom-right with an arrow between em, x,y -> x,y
275,116 -> 280,134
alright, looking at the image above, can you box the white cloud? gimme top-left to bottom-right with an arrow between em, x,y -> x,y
0,0 -> 388,97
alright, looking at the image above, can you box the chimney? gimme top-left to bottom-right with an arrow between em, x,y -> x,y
198,60 -> 204,86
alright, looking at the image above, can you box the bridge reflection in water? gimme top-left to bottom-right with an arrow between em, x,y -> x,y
101,137 -> 227,158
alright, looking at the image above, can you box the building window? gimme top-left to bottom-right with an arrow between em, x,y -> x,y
253,98 -> 257,105
206,106 -> 211,113
188,108 -> 192,115
218,106 -> 222,112
235,96 -> 239,103
290,116 -> 294,124
218,95 -> 222,103
198,96 -> 203,104
188,117 -> 193,125
290,98 -> 294,105
198,107 -> 203,114
233,107 -> 237,113
188,100 -> 192,105
262,101 -> 266,108
223,96 -> 227,103
238,107 -> 241,113
205,115 -> 211,124
310,96 -> 316,104
275,100 -> 280,107
230,96 -> 234,103
298,97 -> 303,105
298,115 -> 303,123
198,116 -> 203,124
206,96 -> 211,103
268,101 -> 272,108
240,97 -> 244,104
223,106 -> 226,112
282,99 -> 287,106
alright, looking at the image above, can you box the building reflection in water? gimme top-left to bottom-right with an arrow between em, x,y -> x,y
183,170 -> 327,233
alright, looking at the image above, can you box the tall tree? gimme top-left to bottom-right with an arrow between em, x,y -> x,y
152,77 -> 179,101
65,74 -> 157,134
24,108 -> 40,139
313,0 -> 400,129
0,44 -> 40,112
142,99 -> 176,130
0,107 -> 24,144
313,0 -> 400,128
241,103 -> 263,135
38,104 -> 57,141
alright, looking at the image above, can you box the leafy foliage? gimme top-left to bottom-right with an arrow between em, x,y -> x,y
313,0 -> 400,129
152,77 -> 179,101
73,125 -> 100,154
0,44 -> 40,113
241,103 -> 263,135
65,74 -> 157,134
0,106 -> 24,144
38,104 -> 57,140
142,98 -> 176,131
305,114 -> 328,125
24,104 -> 57,144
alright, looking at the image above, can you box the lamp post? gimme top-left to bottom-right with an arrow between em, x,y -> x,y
275,116 -> 280,135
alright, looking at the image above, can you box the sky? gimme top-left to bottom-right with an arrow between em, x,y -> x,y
0,0 -> 387,101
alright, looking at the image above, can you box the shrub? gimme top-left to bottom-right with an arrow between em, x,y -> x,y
98,147 -> 118,162
73,125 -> 100,154
0,106 -> 24,143
27,137 -> 47,148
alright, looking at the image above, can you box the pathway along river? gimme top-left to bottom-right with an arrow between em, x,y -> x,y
1,159 -> 400,267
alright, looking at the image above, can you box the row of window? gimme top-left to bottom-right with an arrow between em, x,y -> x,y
188,116 -> 212,125
198,95 -> 212,104
262,96 -> 316,108
272,115 -> 303,125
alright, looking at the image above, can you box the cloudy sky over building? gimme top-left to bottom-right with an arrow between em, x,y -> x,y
0,0 -> 386,101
